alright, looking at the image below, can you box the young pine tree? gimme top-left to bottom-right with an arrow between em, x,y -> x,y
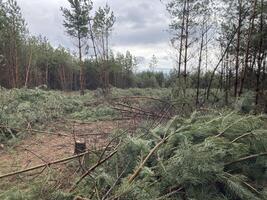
61,0 -> 92,95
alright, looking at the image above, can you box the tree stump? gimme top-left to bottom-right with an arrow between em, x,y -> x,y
74,140 -> 86,154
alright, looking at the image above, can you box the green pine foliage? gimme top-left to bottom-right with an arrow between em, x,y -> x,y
73,110 -> 267,200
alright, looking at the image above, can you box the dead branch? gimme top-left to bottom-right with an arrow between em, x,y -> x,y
231,132 -> 254,143
128,138 -> 167,183
0,149 -> 103,180
225,152 -> 267,166
155,187 -> 184,200
111,96 -> 172,105
101,162 -> 129,200
24,148 -> 48,164
70,150 -> 118,191
0,124 -> 69,137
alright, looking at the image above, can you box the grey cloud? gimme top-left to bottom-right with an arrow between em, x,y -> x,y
16,0 -> 173,70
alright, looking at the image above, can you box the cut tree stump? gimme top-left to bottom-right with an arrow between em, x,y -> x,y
74,140 -> 86,154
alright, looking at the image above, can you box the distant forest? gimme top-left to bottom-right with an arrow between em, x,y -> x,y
0,0 -> 266,101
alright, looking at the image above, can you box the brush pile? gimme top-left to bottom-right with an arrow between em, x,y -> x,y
0,88 -> 115,143
74,110 -> 267,200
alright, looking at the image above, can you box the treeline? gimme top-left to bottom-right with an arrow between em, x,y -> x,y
166,0 -> 267,105
0,0 -> 266,102
0,0 -> 170,90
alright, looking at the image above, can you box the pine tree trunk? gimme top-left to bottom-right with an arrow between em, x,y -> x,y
183,0 -> 189,89
196,20 -> 205,107
239,0 -> 258,96
234,0 -> 243,97
25,47 -> 32,88
78,35 -> 85,95
255,0 -> 264,105
177,0 -> 187,78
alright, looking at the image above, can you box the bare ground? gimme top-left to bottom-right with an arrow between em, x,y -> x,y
0,120 -> 131,176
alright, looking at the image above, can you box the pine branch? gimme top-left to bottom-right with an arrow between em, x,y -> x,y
128,138 -> 167,183
231,131 -> 254,143
70,150 -> 118,192
225,152 -> 267,166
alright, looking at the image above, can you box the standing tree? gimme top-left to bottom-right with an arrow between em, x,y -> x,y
1,0 -> 26,88
149,54 -> 158,72
93,4 -> 115,93
61,0 -> 92,95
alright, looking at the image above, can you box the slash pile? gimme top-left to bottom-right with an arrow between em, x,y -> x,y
75,110 -> 267,200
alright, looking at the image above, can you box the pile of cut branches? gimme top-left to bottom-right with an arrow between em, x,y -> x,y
72,111 -> 267,200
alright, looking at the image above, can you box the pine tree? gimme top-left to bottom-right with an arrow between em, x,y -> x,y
61,0 -> 92,95
93,4 -> 115,93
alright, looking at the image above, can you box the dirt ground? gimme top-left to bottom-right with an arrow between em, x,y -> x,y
0,120 -> 131,176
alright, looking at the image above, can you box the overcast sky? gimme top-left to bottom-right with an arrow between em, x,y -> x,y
16,0 -> 174,72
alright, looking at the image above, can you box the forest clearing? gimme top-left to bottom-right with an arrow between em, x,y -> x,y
0,0 -> 267,199
0,88 -> 266,199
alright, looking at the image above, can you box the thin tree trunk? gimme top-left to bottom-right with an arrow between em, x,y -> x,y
46,62 -> 49,88
183,0 -> 189,88
206,6 -> 250,100
14,38 -> 19,87
239,0 -> 258,96
177,0 -> 187,78
24,46 -> 32,88
262,55 -> 266,91
78,35 -> 85,95
220,44 -> 224,91
235,0 -> 243,97
196,20 -> 205,107
255,0 -> 264,105
89,18 -> 99,65
225,53 -> 230,105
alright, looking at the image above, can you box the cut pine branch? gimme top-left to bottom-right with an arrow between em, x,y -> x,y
128,138 -> 167,183
225,152 -> 267,166
0,124 -> 69,137
70,150 -> 118,191
0,150 -> 94,180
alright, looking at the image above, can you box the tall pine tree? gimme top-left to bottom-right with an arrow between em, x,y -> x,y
61,0 -> 92,95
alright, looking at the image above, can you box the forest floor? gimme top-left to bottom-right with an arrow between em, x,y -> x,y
0,119 -> 132,176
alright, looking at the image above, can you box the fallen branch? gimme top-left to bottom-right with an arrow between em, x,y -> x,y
155,187 -> 184,200
231,132 -> 254,143
225,152 -> 267,166
0,124 -> 69,137
111,96 -> 172,105
101,162 -> 129,200
128,138 -> 167,183
0,149 -> 102,180
216,116 -> 253,137
70,150 -> 118,191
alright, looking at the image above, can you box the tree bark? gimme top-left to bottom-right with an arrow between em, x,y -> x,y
78,34 -> 85,95
177,0 -> 187,78
255,0 -> 264,105
183,0 -> 190,88
234,0 -> 243,97
24,46 -> 32,88
239,0 -> 258,96
196,20 -> 205,107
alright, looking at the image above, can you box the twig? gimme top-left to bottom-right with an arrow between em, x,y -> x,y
216,116 -> 253,137
128,138 -> 167,183
155,187 -> 183,200
231,132 -> 254,143
225,152 -> 267,166
224,172 -> 261,195
101,162 -> 129,200
111,96 -> 172,105
70,150 -> 118,192
0,149 -> 98,179
0,124 -> 69,137
24,148 -> 48,164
